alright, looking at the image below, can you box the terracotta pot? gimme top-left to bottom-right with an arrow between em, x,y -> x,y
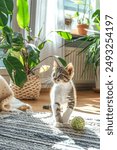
77,24 -> 89,35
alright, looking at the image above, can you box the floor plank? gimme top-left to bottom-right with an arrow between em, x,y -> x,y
22,90 -> 100,115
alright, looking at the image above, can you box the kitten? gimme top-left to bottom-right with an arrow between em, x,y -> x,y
0,75 -> 14,111
50,61 -> 77,127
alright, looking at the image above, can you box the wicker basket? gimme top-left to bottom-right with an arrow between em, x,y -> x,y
11,74 -> 41,100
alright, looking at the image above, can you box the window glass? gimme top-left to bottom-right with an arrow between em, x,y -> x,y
64,0 -> 97,31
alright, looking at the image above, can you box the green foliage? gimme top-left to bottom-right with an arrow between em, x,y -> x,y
0,0 -> 71,87
17,0 -> 30,29
72,12 -> 79,18
92,9 -> 100,24
92,9 -> 100,30
64,8 -> 100,75
55,31 -> 72,40
38,40 -> 52,50
3,56 -> 27,87
26,44 -> 40,69
72,0 -> 91,25
78,34 -> 100,69
54,55 -> 67,67
0,12 -> 8,27
0,0 -> 13,28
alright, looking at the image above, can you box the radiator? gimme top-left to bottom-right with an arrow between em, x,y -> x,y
65,47 -> 95,89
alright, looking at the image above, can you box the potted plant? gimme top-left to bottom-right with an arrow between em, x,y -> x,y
78,9 -> 100,91
65,14 -> 73,26
65,9 -> 100,91
0,0 -> 71,99
72,0 -> 91,35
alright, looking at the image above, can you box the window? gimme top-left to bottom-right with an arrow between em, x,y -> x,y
64,0 -> 98,30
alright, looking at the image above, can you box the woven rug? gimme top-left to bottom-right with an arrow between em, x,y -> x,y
0,112 -> 100,150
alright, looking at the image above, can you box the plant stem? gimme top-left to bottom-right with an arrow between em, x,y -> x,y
83,0 -> 87,23
31,56 -> 53,72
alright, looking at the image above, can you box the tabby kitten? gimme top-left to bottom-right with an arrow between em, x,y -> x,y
0,75 -> 14,111
50,61 -> 77,127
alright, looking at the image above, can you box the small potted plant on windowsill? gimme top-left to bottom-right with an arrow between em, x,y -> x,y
72,0 -> 91,35
65,14 -> 73,26
0,0 -> 71,100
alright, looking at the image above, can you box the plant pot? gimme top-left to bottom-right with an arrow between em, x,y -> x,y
77,24 -> 89,36
10,74 -> 41,100
65,18 -> 72,25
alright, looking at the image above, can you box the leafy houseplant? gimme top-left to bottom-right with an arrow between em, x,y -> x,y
0,0 -> 71,99
72,0 -> 91,35
65,14 -> 73,26
65,9 -> 100,90
78,9 -> 100,90
78,9 -> 100,70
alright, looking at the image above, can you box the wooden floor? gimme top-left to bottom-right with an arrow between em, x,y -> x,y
22,90 -> 100,115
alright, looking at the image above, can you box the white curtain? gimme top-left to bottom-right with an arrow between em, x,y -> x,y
12,0 -> 65,87
30,0 -> 65,86
42,0 -> 65,62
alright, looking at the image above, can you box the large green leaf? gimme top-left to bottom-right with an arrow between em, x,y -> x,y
0,0 -> 13,28
26,44 -> 40,69
2,26 -> 13,45
54,55 -> 67,67
3,56 -> 27,87
12,32 -> 24,51
72,12 -> 79,18
0,0 -> 13,14
4,0 -> 13,14
38,28 -> 43,38
38,40 -> 52,50
0,12 -> 8,27
0,43 -> 11,49
17,0 -> 30,29
55,31 -> 72,40
0,0 -> 9,15
92,9 -> 100,23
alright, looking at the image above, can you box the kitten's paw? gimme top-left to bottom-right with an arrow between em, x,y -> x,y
54,122 -> 70,128
54,122 -> 64,128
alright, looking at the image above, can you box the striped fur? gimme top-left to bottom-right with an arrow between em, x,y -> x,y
50,61 -> 77,127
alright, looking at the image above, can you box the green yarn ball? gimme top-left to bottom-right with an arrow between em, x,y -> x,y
71,116 -> 85,130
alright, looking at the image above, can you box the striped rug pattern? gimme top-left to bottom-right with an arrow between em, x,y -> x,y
0,112 -> 100,150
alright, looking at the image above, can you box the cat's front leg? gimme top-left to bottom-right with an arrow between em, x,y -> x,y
51,102 -> 63,127
62,100 -> 75,123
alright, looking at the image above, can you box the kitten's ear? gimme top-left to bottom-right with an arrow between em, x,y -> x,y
66,63 -> 74,75
53,61 -> 58,68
